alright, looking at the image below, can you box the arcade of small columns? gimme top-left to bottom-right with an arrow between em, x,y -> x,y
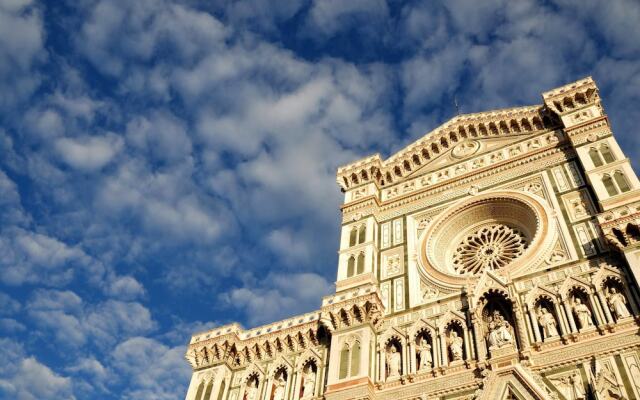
370,271 -> 637,384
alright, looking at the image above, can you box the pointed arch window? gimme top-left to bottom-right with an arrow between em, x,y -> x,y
614,170 -> 631,192
600,144 -> 615,163
203,381 -> 214,400
195,381 -> 206,400
350,342 -> 361,376
339,344 -> 350,379
589,147 -> 603,167
349,228 -> 357,247
358,225 -> 366,244
603,175 -> 618,196
356,253 -> 365,275
347,257 -> 355,277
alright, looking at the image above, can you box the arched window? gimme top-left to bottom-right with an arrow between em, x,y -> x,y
600,144 -> 615,163
347,257 -> 355,278
603,175 -> 618,196
350,342 -> 361,376
356,253 -> 365,275
195,381 -> 205,400
614,171 -> 631,192
589,147 -> 603,167
349,228 -> 357,247
217,380 -> 226,400
358,225 -> 366,244
339,344 -> 350,379
204,381 -> 214,400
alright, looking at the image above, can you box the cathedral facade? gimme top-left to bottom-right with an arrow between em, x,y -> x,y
183,77 -> 640,400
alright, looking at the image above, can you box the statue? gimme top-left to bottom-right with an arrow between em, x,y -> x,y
448,331 -> 464,361
272,376 -> 285,400
386,345 -> 401,379
572,297 -> 593,329
417,337 -> 432,370
302,369 -> 315,398
537,307 -> 559,339
245,380 -> 258,400
607,287 -> 631,320
487,310 -> 513,348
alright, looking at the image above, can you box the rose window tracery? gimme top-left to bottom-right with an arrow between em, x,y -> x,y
452,224 -> 527,274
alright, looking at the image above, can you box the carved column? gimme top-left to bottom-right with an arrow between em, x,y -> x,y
471,314 -> 487,361
432,331 -> 440,369
552,302 -> 567,336
513,306 -> 530,350
596,290 -> 615,324
439,331 -> 448,367
588,292 -> 605,326
527,305 -> 542,343
402,340 -> 408,376
562,298 -> 578,333
409,339 -> 416,374
463,327 -> 472,361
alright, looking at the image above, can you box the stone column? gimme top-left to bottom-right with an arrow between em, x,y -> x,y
431,332 -> 439,369
513,306 -> 530,350
463,327 -> 472,361
597,290 -> 615,324
562,298 -> 578,333
402,341 -> 408,376
409,339 -> 416,374
439,331 -> 448,367
471,315 -> 487,361
527,305 -> 542,343
552,302 -> 567,336
588,292 -> 605,326
262,378 -> 272,400
379,345 -> 386,382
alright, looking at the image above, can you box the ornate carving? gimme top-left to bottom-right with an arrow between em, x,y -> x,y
452,224 -> 528,274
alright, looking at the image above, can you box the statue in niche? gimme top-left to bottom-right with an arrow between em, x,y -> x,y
537,307 -> 559,339
550,373 -> 585,400
448,330 -> 464,361
487,310 -> 513,348
386,345 -> 401,378
572,297 -> 593,329
272,376 -> 285,400
416,336 -> 432,370
245,379 -> 258,400
302,367 -> 315,398
607,287 -> 631,320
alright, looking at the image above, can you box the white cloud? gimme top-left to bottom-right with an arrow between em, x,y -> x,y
0,339 -> 74,400
105,275 -> 145,300
0,229 -> 90,286
27,289 -> 156,349
221,273 -> 333,326
306,0 -> 390,38
125,111 -> 192,164
111,337 -> 191,400
0,0 -> 45,109
54,134 -> 123,171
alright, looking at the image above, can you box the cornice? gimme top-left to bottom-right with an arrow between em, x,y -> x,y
336,107 -> 559,191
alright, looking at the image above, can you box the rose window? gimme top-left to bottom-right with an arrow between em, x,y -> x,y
419,192 -> 557,281
452,224 -> 528,274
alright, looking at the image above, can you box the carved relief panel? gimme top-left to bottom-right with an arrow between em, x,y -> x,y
381,247 -> 404,280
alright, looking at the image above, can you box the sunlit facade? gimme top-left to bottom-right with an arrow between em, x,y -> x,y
184,77 -> 640,400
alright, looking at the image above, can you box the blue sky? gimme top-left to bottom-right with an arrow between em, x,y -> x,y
0,0 -> 639,399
